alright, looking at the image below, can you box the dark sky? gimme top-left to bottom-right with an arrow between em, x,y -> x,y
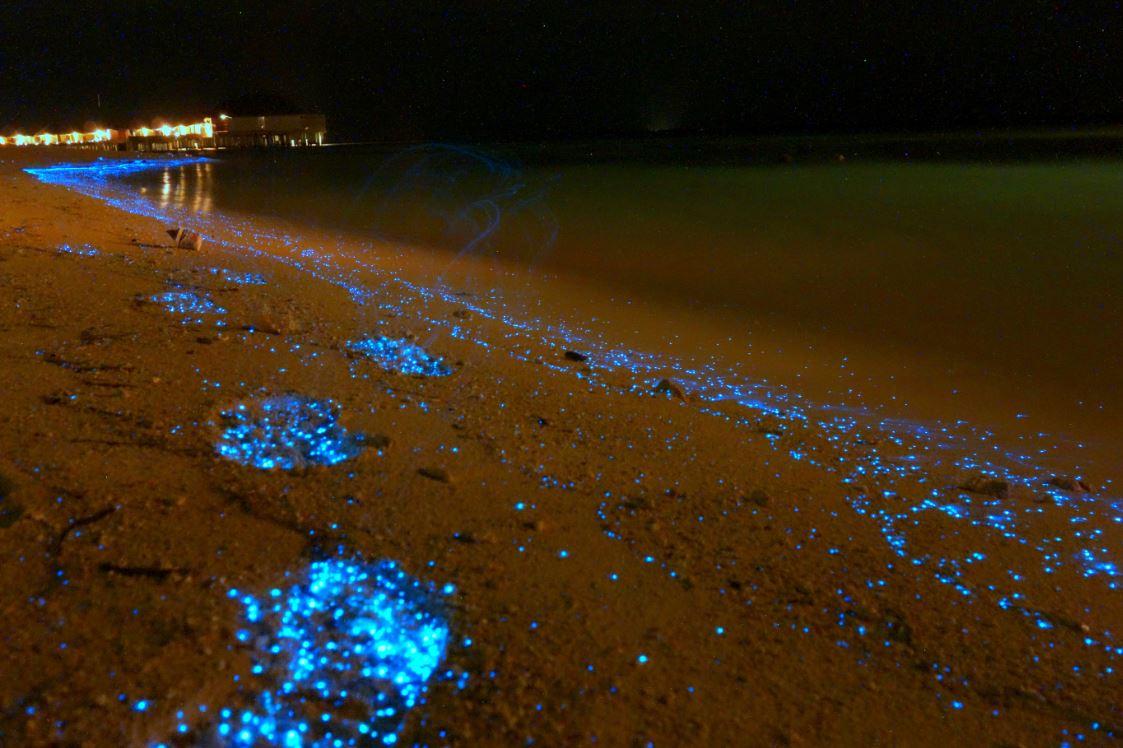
2,1 -> 1121,140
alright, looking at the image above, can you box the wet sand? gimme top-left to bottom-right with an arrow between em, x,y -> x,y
0,149 -> 1120,746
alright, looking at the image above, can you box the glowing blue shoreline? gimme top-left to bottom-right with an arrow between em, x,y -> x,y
24,157 -> 212,183
29,158 -> 1120,594
28,157 -> 1121,740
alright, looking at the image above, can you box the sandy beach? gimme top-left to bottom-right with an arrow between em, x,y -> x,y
0,148 -> 1120,746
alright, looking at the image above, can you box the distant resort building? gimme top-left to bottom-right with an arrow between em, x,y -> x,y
2,113 -> 326,151
0,128 -> 124,149
126,119 -> 216,152
215,114 -> 327,148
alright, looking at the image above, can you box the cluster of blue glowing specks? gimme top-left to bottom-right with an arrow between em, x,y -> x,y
56,242 -> 100,257
210,266 -> 268,286
161,558 -> 454,746
347,337 -> 452,377
215,395 -> 365,470
148,290 -> 227,325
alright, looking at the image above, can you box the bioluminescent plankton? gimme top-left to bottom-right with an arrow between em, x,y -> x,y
146,290 -> 226,325
209,267 -> 267,285
158,556 -> 461,746
56,242 -> 100,257
214,395 -> 365,469
346,337 -> 452,377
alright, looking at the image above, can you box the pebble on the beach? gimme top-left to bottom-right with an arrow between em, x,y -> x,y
1048,476 -> 1092,493
655,378 -> 686,400
958,475 -> 1010,499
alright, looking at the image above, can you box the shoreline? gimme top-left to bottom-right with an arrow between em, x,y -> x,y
0,149 -> 1120,745
91,148 -> 1123,476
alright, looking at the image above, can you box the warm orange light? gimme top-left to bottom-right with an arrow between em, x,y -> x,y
0,117 -> 216,147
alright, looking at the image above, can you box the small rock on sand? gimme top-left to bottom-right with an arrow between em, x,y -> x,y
1048,476 -> 1092,493
655,378 -> 686,400
958,475 -> 1009,499
245,305 -> 303,336
563,350 -> 588,362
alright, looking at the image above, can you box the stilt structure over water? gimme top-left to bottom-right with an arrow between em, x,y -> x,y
215,114 -> 327,148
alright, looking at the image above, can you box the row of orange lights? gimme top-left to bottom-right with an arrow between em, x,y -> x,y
0,129 -> 113,146
0,117 -> 214,147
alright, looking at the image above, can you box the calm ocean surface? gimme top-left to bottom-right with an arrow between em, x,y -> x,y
116,134 -> 1123,461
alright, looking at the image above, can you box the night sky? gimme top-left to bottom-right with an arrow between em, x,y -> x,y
2,1 -> 1121,141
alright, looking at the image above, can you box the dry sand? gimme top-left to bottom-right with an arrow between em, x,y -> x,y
0,150 -> 1119,746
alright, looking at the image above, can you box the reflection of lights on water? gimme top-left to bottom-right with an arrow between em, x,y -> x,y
347,337 -> 452,377
214,395 -> 365,470
154,557 -> 461,747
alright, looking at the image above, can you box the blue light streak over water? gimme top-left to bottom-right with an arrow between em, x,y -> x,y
25,157 -> 213,184
215,395 -> 365,470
